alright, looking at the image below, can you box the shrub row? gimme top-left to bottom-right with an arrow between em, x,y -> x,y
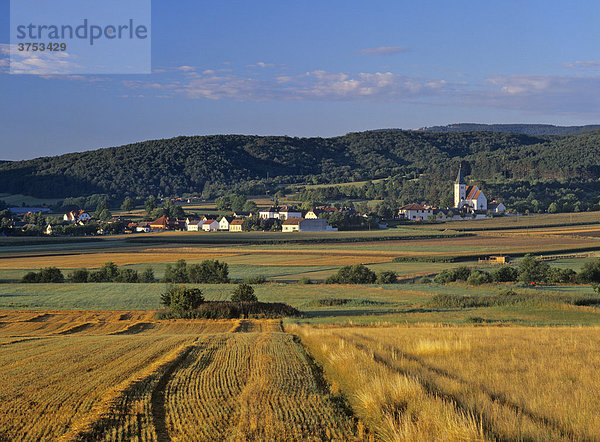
156,301 -> 300,319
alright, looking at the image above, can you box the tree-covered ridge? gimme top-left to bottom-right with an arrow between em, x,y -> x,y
2,130 -> 600,200
418,123 -> 600,136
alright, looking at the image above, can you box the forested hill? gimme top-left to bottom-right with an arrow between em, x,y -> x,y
417,123 -> 600,136
2,130 -> 600,199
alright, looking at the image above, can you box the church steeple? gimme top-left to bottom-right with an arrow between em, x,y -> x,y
455,164 -> 466,185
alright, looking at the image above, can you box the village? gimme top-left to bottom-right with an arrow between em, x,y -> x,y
3,167 -> 506,236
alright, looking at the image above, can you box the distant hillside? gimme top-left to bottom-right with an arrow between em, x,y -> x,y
2,130 -> 600,203
417,123 -> 600,136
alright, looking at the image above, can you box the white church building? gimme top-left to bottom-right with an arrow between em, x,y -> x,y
454,165 -> 487,211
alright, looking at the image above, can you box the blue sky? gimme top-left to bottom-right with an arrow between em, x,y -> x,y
2,0 -> 600,160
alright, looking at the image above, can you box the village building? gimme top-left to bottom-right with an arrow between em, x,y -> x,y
136,222 -> 150,233
259,206 -> 302,220
63,210 -> 91,224
44,224 -> 53,235
233,211 -> 252,218
219,216 -> 234,231
186,218 -> 205,232
229,219 -> 244,232
488,201 -> 506,214
398,204 -> 433,221
149,215 -> 170,230
202,219 -> 219,231
454,165 -> 487,211
281,218 -> 337,232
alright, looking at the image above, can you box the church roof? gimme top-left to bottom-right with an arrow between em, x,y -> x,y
455,165 -> 466,185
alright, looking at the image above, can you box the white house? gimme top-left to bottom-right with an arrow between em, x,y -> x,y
201,219 -> 219,231
229,219 -> 244,232
63,210 -> 91,224
398,204 -> 433,221
259,207 -> 279,220
282,218 -> 337,232
278,206 -> 302,220
488,201 -> 506,214
259,206 -> 302,220
454,165 -> 487,211
219,216 -> 234,231
186,219 -> 204,232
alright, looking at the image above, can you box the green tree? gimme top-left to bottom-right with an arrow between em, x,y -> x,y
115,268 -> 139,283
98,208 -> 112,221
577,259 -> 600,283
94,198 -> 109,219
490,266 -> 518,282
230,194 -> 247,212
145,196 -> 158,215
69,268 -> 90,283
161,285 -> 204,311
163,259 -> 189,283
326,264 -> 376,284
121,197 -> 135,212
140,267 -> 155,283
547,202 -> 559,213
242,200 -> 258,213
188,259 -> 229,283
518,254 -> 549,283
467,270 -> 492,285
231,283 -> 257,302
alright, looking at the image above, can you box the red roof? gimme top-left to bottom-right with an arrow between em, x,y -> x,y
149,215 -> 169,227
399,203 -> 428,211
230,219 -> 244,225
282,218 -> 304,225
204,219 -> 217,223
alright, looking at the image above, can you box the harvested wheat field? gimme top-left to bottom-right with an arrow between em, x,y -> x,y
0,312 -> 359,441
291,324 -> 600,441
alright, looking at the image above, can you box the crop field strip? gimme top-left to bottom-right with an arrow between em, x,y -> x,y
292,324 -> 600,441
0,312 -> 360,441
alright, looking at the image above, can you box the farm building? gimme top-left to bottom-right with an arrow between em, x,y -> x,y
219,216 -> 234,231
398,204 -> 433,221
149,216 -> 169,230
202,220 -> 219,231
282,218 -> 336,232
186,219 -> 204,232
229,219 -> 244,232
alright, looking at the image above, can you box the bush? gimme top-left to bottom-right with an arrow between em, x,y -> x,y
231,283 -> 258,302
299,277 -> 313,284
577,259 -> 600,283
518,254 -> 549,283
376,270 -> 398,284
21,271 -> 40,283
22,267 -> 64,283
188,259 -> 229,283
243,275 -> 267,284
453,266 -> 472,281
326,264 -> 376,284
161,285 -> 205,311
419,276 -> 433,284
140,267 -> 155,283
156,301 -> 300,320
88,262 -> 119,283
546,267 -> 577,284
467,270 -> 492,286
434,269 -> 456,284
69,268 -> 90,283
490,266 -> 518,282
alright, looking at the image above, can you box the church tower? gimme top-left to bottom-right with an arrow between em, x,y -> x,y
454,164 -> 466,208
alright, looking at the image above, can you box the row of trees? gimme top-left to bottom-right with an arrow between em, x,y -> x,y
432,256 -> 600,287
160,283 -> 258,312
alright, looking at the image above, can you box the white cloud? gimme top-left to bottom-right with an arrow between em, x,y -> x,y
357,46 -> 409,55
564,61 -> 600,70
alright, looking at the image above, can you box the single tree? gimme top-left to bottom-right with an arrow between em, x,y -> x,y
231,283 -> 257,302
121,197 -> 135,212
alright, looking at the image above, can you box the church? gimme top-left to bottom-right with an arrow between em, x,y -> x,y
454,165 -> 487,211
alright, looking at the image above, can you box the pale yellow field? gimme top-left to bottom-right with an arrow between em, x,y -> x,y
291,324 -> 600,441
0,312 -> 359,441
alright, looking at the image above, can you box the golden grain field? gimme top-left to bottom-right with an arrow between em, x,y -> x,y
291,324 -> 600,441
0,311 -> 359,441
